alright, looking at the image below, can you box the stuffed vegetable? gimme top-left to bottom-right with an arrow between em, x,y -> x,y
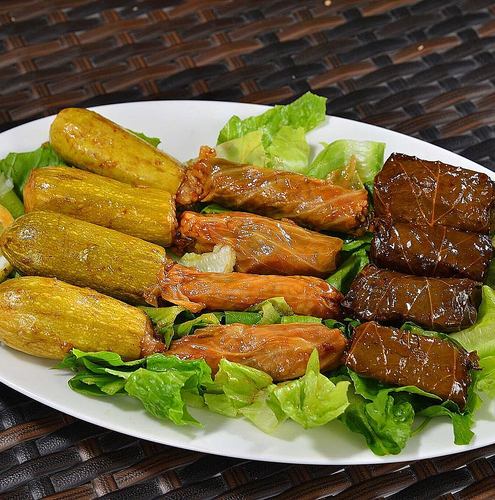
24,166 -> 177,248
373,153 -> 495,234
151,263 -> 343,319
168,323 -> 347,381
345,321 -> 479,409
176,151 -> 369,234
370,217 -> 492,282
342,264 -> 482,332
175,211 -> 342,277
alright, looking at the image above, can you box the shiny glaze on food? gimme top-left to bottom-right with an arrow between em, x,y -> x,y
374,153 -> 495,234
168,323 -> 347,381
345,321 -> 479,409
175,211 -> 342,277
342,264 -> 482,333
370,217 -> 492,282
177,155 -> 368,234
152,263 -> 343,319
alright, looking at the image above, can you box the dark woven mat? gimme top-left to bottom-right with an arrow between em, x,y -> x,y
1,0 -> 495,498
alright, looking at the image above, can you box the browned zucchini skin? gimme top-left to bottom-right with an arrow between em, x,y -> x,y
24,166 -> 177,247
49,108 -> 185,194
0,212 -> 169,305
0,277 -> 163,360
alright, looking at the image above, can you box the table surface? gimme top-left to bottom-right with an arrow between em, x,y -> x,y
1,1 -> 495,498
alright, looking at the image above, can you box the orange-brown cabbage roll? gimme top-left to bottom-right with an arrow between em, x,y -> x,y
150,263 -> 343,319
175,211 -> 342,277
176,154 -> 368,234
168,323 -> 347,381
345,322 -> 479,409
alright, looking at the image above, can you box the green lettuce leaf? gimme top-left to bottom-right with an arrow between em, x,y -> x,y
338,384 -> 415,456
266,126 -> 310,173
125,367 -> 204,426
0,143 -> 66,198
451,286 -> 495,358
53,349 -> 146,373
322,320 -> 362,340
477,356 -> 495,399
417,404 -> 475,445
270,350 -> 350,429
204,359 -> 273,418
239,389 -> 287,434
139,306 -> 188,348
173,313 -> 223,338
348,370 -> 442,403
416,373 -> 482,446
224,311 -> 262,325
246,297 -> 294,325
200,203 -> 230,214
340,233 -> 373,254
0,174 -> 24,218
307,139 -> 385,188
126,129 -> 161,147
68,369 -> 127,396
217,92 -> 326,147
343,368 -> 481,451
215,130 -> 269,168
280,315 -> 322,324
326,248 -> 369,294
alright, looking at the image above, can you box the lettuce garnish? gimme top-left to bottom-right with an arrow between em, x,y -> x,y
0,143 -> 66,198
0,174 -> 24,219
307,139 -> 385,190
216,92 -> 325,174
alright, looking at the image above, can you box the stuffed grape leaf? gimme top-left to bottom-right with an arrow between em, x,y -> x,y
345,321 -> 479,410
373,153 -> 495,234
341,264 -> 482,333
370,218 -> 492,282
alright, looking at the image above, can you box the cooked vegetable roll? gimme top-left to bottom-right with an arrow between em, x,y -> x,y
24,166 -> 177,247
345,322 -> 479,409
370,218 -> 492,282
168,323 -> 347,381
175,211 -> 342,277
0,212 -> 170,305
49,108 -> 184,194
152,263 -> 343,319
0,277 -> 164,360
373,153 -> 495,234
176,154 -> 369,234
341,264 -> 482,333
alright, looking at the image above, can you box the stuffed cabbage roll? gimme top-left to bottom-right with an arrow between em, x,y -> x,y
345,322 -> 479,409
168,323 -> 347,381
373,153 -> 495,234
151,263 -> 343,319
341,264 -> 482,332
175,211 -> 342,277
370,218 -> 492,282
176,153 -> 368,234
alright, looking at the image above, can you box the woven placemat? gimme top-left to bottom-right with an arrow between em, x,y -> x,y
1,0 -> 495,169
1,383 -> 495,500
1,0 -> 495,498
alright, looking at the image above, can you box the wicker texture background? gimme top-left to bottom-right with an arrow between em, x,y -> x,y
1,0 -> 495,498
1,0 -> 495,169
